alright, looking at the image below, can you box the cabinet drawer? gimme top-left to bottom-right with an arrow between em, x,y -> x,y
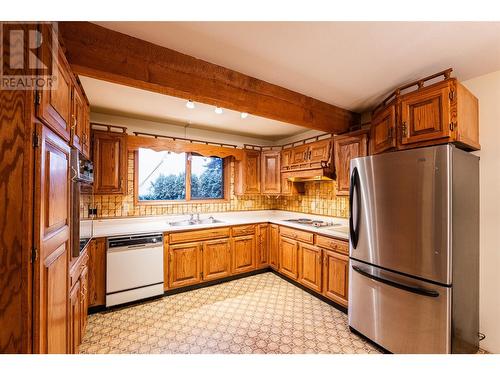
316,235 -> 349,255
231,224 -> 256,237
169,227 -> 230,244
280,226 -> 314,244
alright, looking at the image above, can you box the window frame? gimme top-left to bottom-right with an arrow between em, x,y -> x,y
134,149 -> 230,205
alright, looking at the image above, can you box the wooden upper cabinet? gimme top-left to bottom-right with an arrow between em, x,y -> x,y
92,130 -> 127,195
291,144 -> 310,165
168,242 -> 202,289
234,150 -> 261,195
261,151 -> 281,194
334,130 -> 369,195
298,243 -> 322,293
269,224 -> 279,270
370,104 -> 396,155
400,81 -> 452,146
81,105 -> 91,159
279,236 -> 299,280
36,27 -> 72,142
202,239 -> 231,281
71,83 -> 85,152
281,148 -> 292,169
256,224 -> 269,268
231,235 -> 256,274
308,139 -> 331,163
322,249 -> 349,307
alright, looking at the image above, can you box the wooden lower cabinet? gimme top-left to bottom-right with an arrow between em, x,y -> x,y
298,243 -> 322,293
80,266 -> 89,333
231,235 -> 256,274
269,225 -> 279,270
69,280 -> 81,354
322,250 -> 349,307
256,224 -> 269,268
279,236 -> 299,280
168,242 -> 202,289
88,238 -> 106,307
202,239 -> 231,281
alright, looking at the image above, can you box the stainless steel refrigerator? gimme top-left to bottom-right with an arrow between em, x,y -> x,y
348,144 -> 479,354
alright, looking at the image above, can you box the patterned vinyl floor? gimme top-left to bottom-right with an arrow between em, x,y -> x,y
80,272 -> 380,354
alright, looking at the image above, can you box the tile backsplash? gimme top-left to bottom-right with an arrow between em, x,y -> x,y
90,151 -> 348,219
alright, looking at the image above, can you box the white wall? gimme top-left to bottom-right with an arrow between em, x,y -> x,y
90,112 -> 278,147
462,70 -> 500,353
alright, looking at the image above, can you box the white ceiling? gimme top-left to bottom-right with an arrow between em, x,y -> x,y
80,76 -> 308,141
94,21 -> 500,112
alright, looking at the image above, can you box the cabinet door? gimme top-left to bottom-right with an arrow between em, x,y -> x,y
400,83 -> 451,146
93,130 -> 127,194
334,132 -> 368,195
281,149 -> 292,168
298,244 -> 322,293
261,151 -> 281,194
245,150 -> 261,194
279,236 -> 298,280
69,281 -> 81,354
35,126 -> 71,354
256,224 -> 269,268
80,266 -> 89,335
323,250 -> 349,307
231,235 -> 256,274
36,26 -> 72,142
81,102 -> 91,159
308,139 -> 332,163
269,225 -> 279,270
88,238 -> 106,307
71,84 -> 85,153
168,242 -> 202,289
291,144 -> 309,165
202,239 -> 231,281
370,105 -> 396,155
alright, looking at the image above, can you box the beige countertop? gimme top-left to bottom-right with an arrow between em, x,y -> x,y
90,210 -> 349,241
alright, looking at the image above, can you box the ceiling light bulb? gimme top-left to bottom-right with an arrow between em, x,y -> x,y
186,100 -> 195,109
214,107 -> 223,114
241,112 -> 248,119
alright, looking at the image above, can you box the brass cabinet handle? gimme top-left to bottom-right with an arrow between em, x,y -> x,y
401,122 -> 408,137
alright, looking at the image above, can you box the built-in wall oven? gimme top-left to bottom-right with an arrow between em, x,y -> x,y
70,148 -> 94,258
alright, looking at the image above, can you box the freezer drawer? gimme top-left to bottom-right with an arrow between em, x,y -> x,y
348,259 -> 451,353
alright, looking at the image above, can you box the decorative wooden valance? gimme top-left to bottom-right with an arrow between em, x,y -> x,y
127,133 -> 246,161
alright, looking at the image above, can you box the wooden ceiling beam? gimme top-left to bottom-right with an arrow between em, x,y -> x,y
58,22 -> 359,133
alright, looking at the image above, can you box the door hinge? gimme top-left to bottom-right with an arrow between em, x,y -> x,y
449,122 -> 455,131
34,91 -> 41,105
31,247 -> 38,263
33,129 -> 40,148
401,122 -> 408,137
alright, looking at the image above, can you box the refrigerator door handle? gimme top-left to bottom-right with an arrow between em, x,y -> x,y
352,265 -> 440,298
349,166 -> 361,248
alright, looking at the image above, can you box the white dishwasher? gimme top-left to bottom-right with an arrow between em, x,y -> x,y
106,233 -> 164,307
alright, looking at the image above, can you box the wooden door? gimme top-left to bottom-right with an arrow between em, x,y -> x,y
80,266 -> 89,334
370,105 -> 396,155
245,150 -> 261,194
269,225 -> 279,270
256,224 -> 269,268
168,242 -> 202,289
36,26 -> 72,142
279,236 -> 298,280
231,235 -> 256,274
88,238 -> 106,307
261,151 -> 281,194
281,148 -> 292,168
400,82 -> 451,146
34,126 -> 71,354
71,84 -> 85,153
334,132 -> 368,195
93,130 -> 127,194
69,281 -> 81,354
323,250 -> 349,307
308,139 -> 332,163
291,144 -> 309,165
202,239 -> 231,281
298,244 -> 322,293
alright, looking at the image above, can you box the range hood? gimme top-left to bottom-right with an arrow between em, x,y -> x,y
286,167 -> 334,183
